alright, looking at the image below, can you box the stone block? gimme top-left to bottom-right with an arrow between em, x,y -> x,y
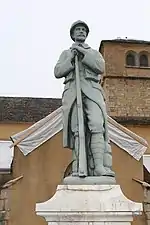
36,185 -> 142,225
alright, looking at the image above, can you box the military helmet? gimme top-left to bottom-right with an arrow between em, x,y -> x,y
70,20 -> 89,41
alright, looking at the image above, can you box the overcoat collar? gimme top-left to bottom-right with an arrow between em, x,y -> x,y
70,42 -> 90,49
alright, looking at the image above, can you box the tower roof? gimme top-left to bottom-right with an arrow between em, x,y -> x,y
99,38 -> 150,51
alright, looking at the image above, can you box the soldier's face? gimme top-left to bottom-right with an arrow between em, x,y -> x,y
72,25 -> 87,42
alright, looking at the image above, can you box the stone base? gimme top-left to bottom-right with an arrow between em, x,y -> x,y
36,185 -> 142,225
63,175 -> 116,185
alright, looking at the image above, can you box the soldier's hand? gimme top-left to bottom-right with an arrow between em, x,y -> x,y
73,46 -> 86,55
71,49 -> 78,57
71,49 -> 78,64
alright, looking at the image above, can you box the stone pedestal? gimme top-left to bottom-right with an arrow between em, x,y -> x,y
36,185 -> 142,225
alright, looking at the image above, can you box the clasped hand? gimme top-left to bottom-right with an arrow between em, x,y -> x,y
71,46 -> 86,61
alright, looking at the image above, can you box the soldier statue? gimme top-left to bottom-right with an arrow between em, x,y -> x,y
54,20 -> 115,182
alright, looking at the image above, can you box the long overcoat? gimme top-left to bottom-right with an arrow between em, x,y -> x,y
54,43 -> 109,149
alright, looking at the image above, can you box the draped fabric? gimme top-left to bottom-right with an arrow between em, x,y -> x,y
10,107 -> 147,161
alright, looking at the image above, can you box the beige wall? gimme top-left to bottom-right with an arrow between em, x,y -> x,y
0,123 -> 32,140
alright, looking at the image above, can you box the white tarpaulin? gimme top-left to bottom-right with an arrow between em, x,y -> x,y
0,140 -> 14,171
11,107 -> 148,160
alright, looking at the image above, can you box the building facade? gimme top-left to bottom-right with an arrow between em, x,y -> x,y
100,39 -> 150,155
100,39 -> 150,120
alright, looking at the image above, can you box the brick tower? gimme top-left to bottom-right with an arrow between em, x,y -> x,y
99,39 -> 150,124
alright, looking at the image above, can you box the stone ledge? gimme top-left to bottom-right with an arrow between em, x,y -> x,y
36,185 -> 143,224
63,176 -> 116,185
39,211 -> 138,222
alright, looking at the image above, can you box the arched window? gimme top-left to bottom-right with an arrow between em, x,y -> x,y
139,54 -> 148,67
126,53 -> 136,66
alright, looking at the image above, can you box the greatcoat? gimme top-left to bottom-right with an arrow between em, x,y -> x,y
54,43 -> 109,150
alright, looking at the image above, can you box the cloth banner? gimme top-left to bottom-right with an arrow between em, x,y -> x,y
11,107 -> 147,160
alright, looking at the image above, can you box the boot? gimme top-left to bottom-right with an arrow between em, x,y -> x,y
72,133 -> 79,176
91,133 -> 107,176
104,142 -> 115,177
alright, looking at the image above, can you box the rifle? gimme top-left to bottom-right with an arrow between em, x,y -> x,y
75,54 -> 87,177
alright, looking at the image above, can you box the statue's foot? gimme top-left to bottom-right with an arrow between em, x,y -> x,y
105,167 -> 115,177
93,166 -> 115,177
93,166 -> 108,176
104,167 -> 115,177
71,172 -> 79,176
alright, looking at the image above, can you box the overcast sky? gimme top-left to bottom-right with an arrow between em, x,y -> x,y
0,0 -> 150,98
